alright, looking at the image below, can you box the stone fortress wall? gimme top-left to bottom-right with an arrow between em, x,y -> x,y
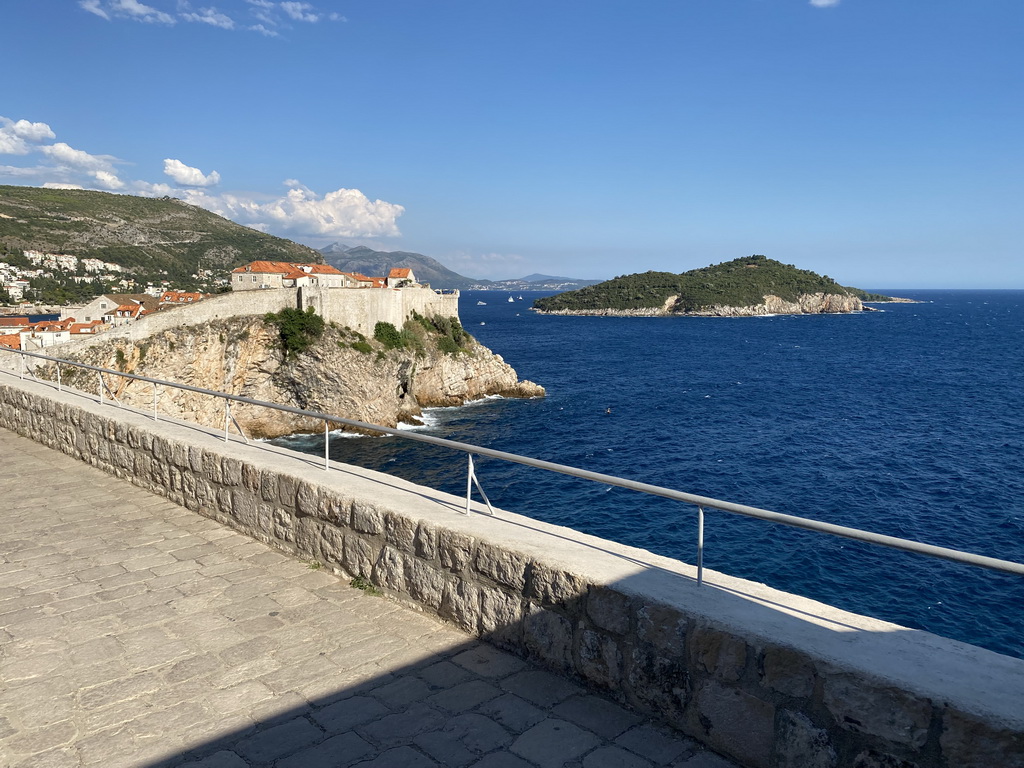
0,373 -> 1021,768
26,286 -> 461,362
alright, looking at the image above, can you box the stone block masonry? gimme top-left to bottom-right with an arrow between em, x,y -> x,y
1,373 -> 1022,768
44,285 -> 461,359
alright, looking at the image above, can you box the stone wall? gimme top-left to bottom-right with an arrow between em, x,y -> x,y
49,286 -> 461,358
1,374 -> 1022,768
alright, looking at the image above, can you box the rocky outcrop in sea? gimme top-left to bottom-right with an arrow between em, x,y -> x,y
536,292 -> 864,317
42,316 -> 544,438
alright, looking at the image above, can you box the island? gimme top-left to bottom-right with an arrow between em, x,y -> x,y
532,255 -> 901,317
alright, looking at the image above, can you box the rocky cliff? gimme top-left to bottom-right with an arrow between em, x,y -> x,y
538,291 -> 863,317
42,316 -> 543,439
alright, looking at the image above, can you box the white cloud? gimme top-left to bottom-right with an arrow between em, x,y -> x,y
78,0 -> 340,33
134,180 -> 177,196
9,120 -> 56,142
163,158 -> 221,186
92,170 -> 126,190
184,182 -> 404,238
111,0 -> 176,23
180,4 -> 235,29
80,0 -> 110,18
809,0 -> 840,6
0,164 -> 48,178
280,2 -> 318,22
0,115 -> 403,241
40,142 -> 116,173
0,133 -> 28,156
0,117 -> 56,155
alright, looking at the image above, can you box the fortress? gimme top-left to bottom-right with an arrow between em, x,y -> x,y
36,284 -> 460,358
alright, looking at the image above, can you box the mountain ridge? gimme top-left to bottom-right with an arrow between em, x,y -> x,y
0,185 -> 322,286
319,243 -> 601,290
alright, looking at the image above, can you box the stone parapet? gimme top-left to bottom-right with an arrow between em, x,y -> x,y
1,374 -> 1021,768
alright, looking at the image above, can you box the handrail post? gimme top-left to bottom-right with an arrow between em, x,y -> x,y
464,454 -> 496,517
224,401 -> 230,442
98,371 -> 103,405
324,420 -> 330,471
697,505 -> 705,587
56,363 -> 61,392
152,383 -> 158,421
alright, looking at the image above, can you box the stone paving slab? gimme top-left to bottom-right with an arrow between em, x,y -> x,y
0,426 -> 737,768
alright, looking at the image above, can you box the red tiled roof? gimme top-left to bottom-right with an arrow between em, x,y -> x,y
0,317 -> 30,327
160,291 -> 203,303
232,261 -> 343,276
388,268 -> 412,278
0,334 -> 21,349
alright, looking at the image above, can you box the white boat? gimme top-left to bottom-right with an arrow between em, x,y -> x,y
507,296 -> 515,303
477,301 -> 487,305
518,295 -> 523,300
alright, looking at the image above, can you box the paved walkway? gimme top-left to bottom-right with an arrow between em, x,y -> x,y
0,427 -> 736,768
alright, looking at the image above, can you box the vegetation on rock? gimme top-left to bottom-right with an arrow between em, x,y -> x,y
0,185 -> 321,291
264,306 -> 326,359
532,255 -> 892,313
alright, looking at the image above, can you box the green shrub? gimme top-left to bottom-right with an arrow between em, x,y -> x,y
374,321 -> 404,349
351,340 -> 372,354
264,306 -> 325,359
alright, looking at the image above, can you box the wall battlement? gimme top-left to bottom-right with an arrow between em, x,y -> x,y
50,286 -> 460,356
1,374 -> 1021,768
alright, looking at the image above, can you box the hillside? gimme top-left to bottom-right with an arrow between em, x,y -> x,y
320,244 -> 602,291
532,255 -> 893,316
0,185 -> 321,284
320,244 -> 479,289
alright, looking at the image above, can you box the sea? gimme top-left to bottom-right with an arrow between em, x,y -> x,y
273,289 -> 1024,659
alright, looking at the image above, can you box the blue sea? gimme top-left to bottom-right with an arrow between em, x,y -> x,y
275,290 -> 1024,659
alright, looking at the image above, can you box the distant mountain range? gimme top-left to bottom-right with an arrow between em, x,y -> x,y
319,244 -> 601,291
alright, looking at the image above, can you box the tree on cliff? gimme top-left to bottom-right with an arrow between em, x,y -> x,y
264,306 -> 325,360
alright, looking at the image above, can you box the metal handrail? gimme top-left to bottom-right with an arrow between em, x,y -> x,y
3,345 -> 1023,580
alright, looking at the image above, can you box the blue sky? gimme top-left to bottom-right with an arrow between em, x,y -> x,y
2,1 -> 1022,287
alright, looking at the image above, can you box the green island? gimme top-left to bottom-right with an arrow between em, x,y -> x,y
532,255 -> 895,316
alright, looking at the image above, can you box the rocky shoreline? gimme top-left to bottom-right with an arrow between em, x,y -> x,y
535,291 -> 867,317
38,316 -> 544,439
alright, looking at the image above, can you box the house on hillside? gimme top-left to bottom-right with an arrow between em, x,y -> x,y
159,290 -> 206,307
0,317 -> 30,333
0,333 -> 21,350
76,294 -> 159,324
231,261 -> 347,291
21,319 -> 75,349
339,272 -> 376,289
386,268 -> 417,288
105,304 -> 148,326
69,320 -> 102,336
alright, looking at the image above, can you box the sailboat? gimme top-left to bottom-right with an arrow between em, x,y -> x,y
508,296 -> 515,303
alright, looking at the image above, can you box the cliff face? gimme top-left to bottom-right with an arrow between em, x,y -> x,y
537,292 -> 863,317
45,317 -> 543,438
